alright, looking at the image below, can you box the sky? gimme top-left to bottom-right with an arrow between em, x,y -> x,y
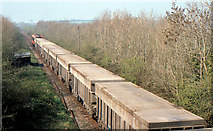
1,0 -> 189,23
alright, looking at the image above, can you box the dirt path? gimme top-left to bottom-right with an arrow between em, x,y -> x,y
22,32 -> 100,130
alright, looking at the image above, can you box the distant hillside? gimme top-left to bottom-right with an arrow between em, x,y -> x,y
17,19 -> 94,27
58,19 -> 94,24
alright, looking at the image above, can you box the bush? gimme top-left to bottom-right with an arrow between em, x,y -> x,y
2,17 -> 77,130
175,77 -> 212,127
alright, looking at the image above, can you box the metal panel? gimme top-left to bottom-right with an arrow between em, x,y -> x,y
95,81 -> 205,130
70,64 -> 125,90
57,54 -> 91,71
70,64 -> 125,116
49,48 -> 71,60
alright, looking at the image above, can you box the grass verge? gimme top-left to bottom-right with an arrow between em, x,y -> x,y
2,41 -> 78,130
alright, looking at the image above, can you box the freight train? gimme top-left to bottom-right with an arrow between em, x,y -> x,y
32,35 -> 205,130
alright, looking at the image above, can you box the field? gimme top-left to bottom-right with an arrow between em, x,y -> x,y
2,17 -> 78,130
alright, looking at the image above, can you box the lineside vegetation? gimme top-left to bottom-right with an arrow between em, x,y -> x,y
2,17 -> 78,130
22,1 -> 212,127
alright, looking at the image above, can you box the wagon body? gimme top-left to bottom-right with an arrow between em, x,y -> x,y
95,81 -> 205,130
57,54 -> 92,88
70,64 -> 125,116
48,48 -> 72,74
42,44 -> 62,63
34,38 -> 55,57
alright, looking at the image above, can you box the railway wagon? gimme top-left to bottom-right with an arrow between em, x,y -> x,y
34,38 -> 56,57
42,44 -> 63,63
95,81 -> 205,130
70,64 -> 125,117
56,54 -> 92,90
34,38 -> 55,53
47,48 -> 73,74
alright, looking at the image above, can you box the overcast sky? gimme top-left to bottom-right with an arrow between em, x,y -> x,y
1,0 -> 189,23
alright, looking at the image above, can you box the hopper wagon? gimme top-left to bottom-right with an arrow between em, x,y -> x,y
70,64 -> 125,117
42,44 -> 63,63
95,82 -> 205,130
57,54 -> 92,90
34,38 -> 56,57
48,48 -> 73,74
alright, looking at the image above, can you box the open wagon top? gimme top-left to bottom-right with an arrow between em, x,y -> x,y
71,64 -> 125,83
48,48 -> 73,59
95,81 -> 205,129
71,64 -> 125,89
43,44 -> 63,52
57,54 -> 91,71
35,38 -> 56,47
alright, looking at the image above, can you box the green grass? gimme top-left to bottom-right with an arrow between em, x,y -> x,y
2,44 -> 78,130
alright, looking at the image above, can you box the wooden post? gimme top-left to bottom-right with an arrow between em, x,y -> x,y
77,26 -> 81,52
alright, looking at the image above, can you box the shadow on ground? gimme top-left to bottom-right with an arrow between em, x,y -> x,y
30,62 -> 44,67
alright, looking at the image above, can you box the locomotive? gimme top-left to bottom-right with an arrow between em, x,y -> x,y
31,34 -> 43,47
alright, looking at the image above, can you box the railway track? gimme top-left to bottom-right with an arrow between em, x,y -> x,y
21,31 -> 100,130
